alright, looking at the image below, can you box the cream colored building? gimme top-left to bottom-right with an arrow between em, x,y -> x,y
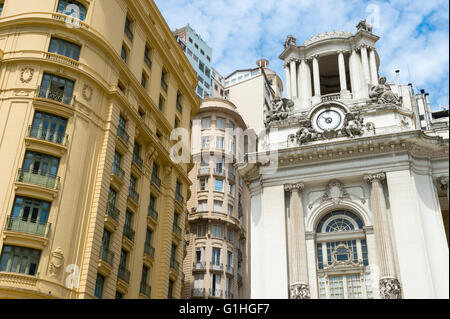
0,0 -> 199,299
182,97 -> 250,299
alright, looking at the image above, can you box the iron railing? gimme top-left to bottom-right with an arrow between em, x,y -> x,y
175,192 -> 184,204
128,188 -> 140,204
5,216 -> 51,238
172,224 -> 182,237
140,282 -> 151,297
198,167 -> 210,175
144,244 -> 155,259
214,168 -> 225,177
209,288 -> 223,298
226,264 -> 234,275
106,202 -> 120,222
170,258 -> 180,273
112,163 -> 125,181
17,168 -> 60,189
192,288 -> 205,297
37,85 -> 75,106
321,93 -> 341,102
27,125 -> 68,146
210,262 -> 223,271
99,246 -> 114,266
117,126 -> 130,145
123,224 -> 135,242
118,265 -> 130,284
132,153 -> 143,169
151,174 -> 161,188
192,262 -> 206,271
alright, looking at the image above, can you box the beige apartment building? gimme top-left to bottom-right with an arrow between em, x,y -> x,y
182,97 -> 250,299
0,0 -> 199,299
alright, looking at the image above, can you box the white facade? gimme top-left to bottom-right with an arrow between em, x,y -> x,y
238,21 -> 449,299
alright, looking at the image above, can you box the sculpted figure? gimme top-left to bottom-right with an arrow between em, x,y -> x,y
342,112 -> 364,138
369,76 -> 401,105
296,126 -> 318,144
265,97 -> 294,126
284,35 -> 297,48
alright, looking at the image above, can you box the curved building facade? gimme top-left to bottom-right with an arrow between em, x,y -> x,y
0,0 -> 199,298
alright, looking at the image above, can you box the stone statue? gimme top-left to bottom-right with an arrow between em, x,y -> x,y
369,76 -> 401,105
265,97 -> 294,126
342,112 -> 364,138
49,247 -> 64,277
295,126 -> 318,144
356,19 -> 373,33
284,35 -> 297,48
379,278 -> 402,299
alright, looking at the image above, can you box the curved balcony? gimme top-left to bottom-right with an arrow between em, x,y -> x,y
17,168 -> 60,190
209,262 -> 223,272
192,288 -> 205,298
4,216 -> 51,238
27,125 -> 68,147
36,85 -> 76,107
198,167 -> 210,176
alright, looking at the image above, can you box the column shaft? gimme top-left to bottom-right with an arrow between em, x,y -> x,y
284,64 -> 291,99
369,48 -> 378,85
290,59 -> 298,98
312,57 -> 321,97
338,51 -> 347,92
360,46 -> 371,85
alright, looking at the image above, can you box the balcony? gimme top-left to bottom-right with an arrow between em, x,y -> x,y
226,264 -> 234,275
132,153 -> 143,170
123,224 -> 135,242
172,223 -> 182,237
111,163 -> 125,182
99,246 -> 114,266
198,167 -> 210,176
209,288 -> 223,298
37,85 -> 75,106
27,125 -> 68,146
148,207 -> 158,222
117,126 -> 130,145
321,93 -> 341,103
4,216 -> 51,238
214,168 -> 225,177
140,282 -> 151,298
210,262 -> 223,272
192,288 -> 205,298
45,52 -> 80,68
170,258 -> 180,273
117,265 -> 130,284
192,262 -> 206,272
128,188 -> 140,204
106,203 -> 120,222
175,192 -> 184,205
151,174 -> 161,189
17,168 -> 60,190
144,244 -> 155,259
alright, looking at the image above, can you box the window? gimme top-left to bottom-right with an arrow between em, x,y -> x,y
194,43 -> 199,49
196,224 -> 207,237
174,117 -> 179,129
161,70 -> 168,92
187,48 -> 193,56
199,178 -> 208,191
30,111 -> 68,145
144,45 -> 152,68
227,228 -> 234,243
94,274 -> 105,298
199,61 -> 205,73
207,56 -> 211,62
176,92 -> 183,113
214,179 -> 223,192
194,274 -> 204,290
227,251 -> 234,267
49,37 -> 81,61
124,16 -> 134,41
193,54 -> 198,62
201,117 -> 211,129
0,3 -> 3,16
8,196 -> 51,236
39,73 -> 74,105
227,204 -> 233,216
200,49 -> 205,56
57,0 -> 87,21
138,107 -> 145,119
216,136 -> 224,149
198,200 -> 207,212
198,76 -> 204,84
228,183 -> 235,197
216,117 -> 225,130
213,200 -> 223,213
212,247 -> 221,264
168,279 -> 174,299
158,95 -> 164,111
315,210 -> 372,299
20,151 -> 60,189
201,136 -> 210,149
197,86 -> 203,97
0,245 -> 41,276
188,37 -> 193,43
205,67 -> 211,78
121,44 -> 128,63
144,228 -> 153,254
141,72 -> 148,88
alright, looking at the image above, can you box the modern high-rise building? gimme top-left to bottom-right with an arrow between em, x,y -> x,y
174,25 -> 213,99
182,97 -> 250,299
238,21 -> 449,299
0,0 -> 199,299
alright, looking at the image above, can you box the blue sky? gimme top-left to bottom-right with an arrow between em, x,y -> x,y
155,0 -> 449,110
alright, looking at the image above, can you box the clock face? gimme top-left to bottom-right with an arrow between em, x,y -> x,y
316,110 -> 342,131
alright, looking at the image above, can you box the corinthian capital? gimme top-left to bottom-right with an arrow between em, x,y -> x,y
285,182 -> 305,193
363,172 -> 386,184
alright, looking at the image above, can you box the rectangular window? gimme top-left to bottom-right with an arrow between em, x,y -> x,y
227,228 -> 234,242
198,200 -> 207,212
0,3 -> 3,16
30,111 -> 68,145
144,45 -> 152,68
213,200 -> 223,213
161,70 -> 168,92
216,136 -> 224,149
228,183 -> 235,197
168,279 -> 174,299
200,49 -> 205,56
0,245 -> 41,276
124,16 -> 134,41
197,86 -> 203,97
227,204 -> 233,216
176,92 -> 183,113
94,273 -> 105,298
49,37 -> 81,61
214,179 -> 223,192
193,54 -> 198,62
187,48 -> 193,56
216,117 -> 225,130
8,196 -> 51,237
57,0 -> 87,21
196,224 -> 207,237
39,73 -> 74,105
20,151 -> 60,189
198,178 -> 208,191
201,117 -> 211,129
194,273 -> 204,289
201,136 -> 210,149
141,72 -> 148,88
205,67 -> 211,78
158,95 -> 164,111
121,44 -> 128,63
211,247 -> 221,264
199,61 -> 205,72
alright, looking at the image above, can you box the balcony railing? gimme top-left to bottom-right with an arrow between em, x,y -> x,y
132,153 -> 143,169
128,188 -> 140,204
5,216 -> 51,238
192,262 -> 206,271
226,264 -> 234,275
214,168 -> 225,177
172,223 -> 182,237
112,163 -> 125,182
117,126 -> 130,145
99,246 -> 114,266
161,80 -> 168,92
192,288 -> 205,297
106,203 -> 120,222
144,244 -> 155,259
27,125 -> 68,146
140,282 -> 151,297
170,258 -> 180,273
321,93 -> 341,103
17,168 -> 60,190
210,262 -> 223,272
45,52 -> 80,67
123,224 -> 135,242
209,288 -> 223,298
118,265 -> 130,284
175,192 -> 184,204
198,167 -> 210,175
37,85 -> 75,106
151,174 -> 161,188
148,207 -> 158,222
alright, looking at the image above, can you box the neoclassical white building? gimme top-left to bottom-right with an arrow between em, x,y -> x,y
238,21 -> 449,299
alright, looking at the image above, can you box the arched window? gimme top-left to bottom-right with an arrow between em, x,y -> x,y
315,210 -> 373,299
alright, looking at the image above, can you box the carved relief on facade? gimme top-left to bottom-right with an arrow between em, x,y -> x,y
321,179 -> 350,204
20,67 -> 34,83
290,283 -> 311,299
48,247 -> 64,277
379,278 -> 402,299
82,84 -> 93,101
265,97 -> 294,127
369,76 -> 402,105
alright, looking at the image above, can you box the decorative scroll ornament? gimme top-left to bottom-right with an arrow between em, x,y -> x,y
265,97 -> 294,127
20,67 -> 34,83
322,179 -> 349,203
49,247 -> 64,276
379,278 -> 402,299
369,76 -> 402,105
290,283 -> 311,299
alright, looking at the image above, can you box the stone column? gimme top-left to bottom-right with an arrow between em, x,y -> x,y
290,59 -> 298,98
360,45 -> 371,86
369,47 -> 379,86
337,51 -> 348,93
284,62 -> 291,99
285,182 -> 310,299
349,49 -> 359,98
364,172 -> 402,299
312,55 -> 321,104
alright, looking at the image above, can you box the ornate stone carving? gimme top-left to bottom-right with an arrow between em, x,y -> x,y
48,247 -> 64,276
369,76 -> 402,105
379,278 -> 402,299
82,84 -> 93,101
356,19 -> 373,33
265,97 -> 294,127
341,112 -> 364,138
290,283 -> 311,299
284,182 -> 305,193
363,172 -> 386,184
294,126 -> 319,145
322,179 -> 349,203
20,67 -> 34,83
284,35 -> 297,48
304,31 -> 353,46
438,176 -> 449,191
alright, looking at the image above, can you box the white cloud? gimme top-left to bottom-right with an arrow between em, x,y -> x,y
155,0 -> 449,109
